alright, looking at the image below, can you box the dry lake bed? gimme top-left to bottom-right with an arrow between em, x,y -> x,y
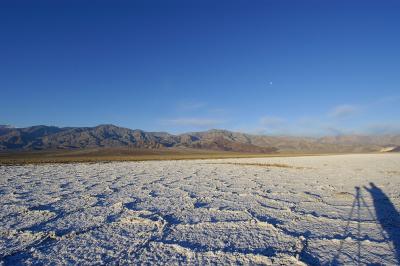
1,154 -> 399,265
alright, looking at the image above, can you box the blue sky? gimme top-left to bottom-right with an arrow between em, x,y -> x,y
1,0 -> 399,136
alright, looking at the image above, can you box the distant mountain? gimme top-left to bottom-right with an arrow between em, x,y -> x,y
1,124 -> 399,153
391,146 -> 400,152
380,146 -> 400,152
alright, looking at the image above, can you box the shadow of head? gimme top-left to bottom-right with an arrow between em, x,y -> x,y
364,182 -> 377,190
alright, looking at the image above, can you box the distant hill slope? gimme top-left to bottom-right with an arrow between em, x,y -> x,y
1,124 -> 399,153
382,146 -> 400,152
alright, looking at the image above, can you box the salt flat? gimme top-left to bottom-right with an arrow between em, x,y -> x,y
1,154 -> 399,265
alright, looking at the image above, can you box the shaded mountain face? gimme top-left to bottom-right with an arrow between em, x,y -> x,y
386,146 -> 400,152
0,125 -> 177,151
1,125 -> 399,153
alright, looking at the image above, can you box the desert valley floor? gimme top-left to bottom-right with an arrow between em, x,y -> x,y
1,154 -> 399,265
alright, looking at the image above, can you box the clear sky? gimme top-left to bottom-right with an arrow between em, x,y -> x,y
1,0 -> 399,136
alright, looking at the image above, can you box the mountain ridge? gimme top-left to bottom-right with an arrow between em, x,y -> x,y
1,124 -> 399,153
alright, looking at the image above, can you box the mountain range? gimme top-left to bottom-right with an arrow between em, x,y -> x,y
1,124 -> 400,154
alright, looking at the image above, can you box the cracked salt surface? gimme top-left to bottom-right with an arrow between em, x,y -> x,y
0,154 -> 399,265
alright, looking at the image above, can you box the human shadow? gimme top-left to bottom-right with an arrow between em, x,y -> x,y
331,184 -> 399,265
365,182 -> 400,264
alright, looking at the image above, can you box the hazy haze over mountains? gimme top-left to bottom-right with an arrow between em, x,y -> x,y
1,124 -> 399,154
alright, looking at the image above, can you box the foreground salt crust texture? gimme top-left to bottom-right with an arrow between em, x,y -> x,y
1,154 -> 399,265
